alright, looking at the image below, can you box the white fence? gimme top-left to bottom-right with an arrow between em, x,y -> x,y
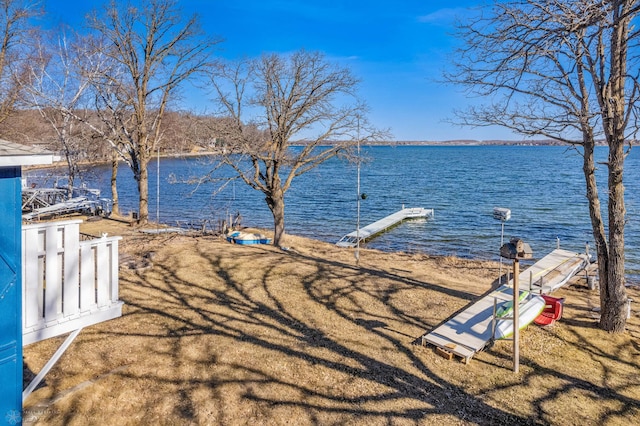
22,219 -> 123,346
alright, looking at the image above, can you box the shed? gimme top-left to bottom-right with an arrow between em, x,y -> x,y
0,140 -> 56,424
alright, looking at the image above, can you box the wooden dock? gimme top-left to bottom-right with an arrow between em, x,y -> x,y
421,249 -> 589,363
336,207 -> 434,248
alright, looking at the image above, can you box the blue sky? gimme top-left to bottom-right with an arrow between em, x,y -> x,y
44,0 -> 520,142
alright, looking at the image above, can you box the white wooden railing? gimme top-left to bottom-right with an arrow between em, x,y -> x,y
22,219 -> 123,346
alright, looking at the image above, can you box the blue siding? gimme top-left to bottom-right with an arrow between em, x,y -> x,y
0,166 -> 22,425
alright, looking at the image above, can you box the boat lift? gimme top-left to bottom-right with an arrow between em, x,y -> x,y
22,185 -> 112,220
336,207 -> 434,248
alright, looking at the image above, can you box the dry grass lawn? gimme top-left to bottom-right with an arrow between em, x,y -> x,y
22,217 -> 640,425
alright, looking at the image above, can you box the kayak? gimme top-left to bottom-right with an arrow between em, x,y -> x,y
496,290 -> 530,318
493,293 -> 546,340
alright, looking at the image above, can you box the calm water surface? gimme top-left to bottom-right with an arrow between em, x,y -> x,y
30,145 -> 640,282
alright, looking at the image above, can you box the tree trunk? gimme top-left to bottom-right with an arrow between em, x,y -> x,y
601,138 -> 628,332
110,154 -> 120,216
65,152 -> 74,199
137,155 -> 149,224
266,186 -> 285,246
582,139 -> 608,280
597,5 -> 629,332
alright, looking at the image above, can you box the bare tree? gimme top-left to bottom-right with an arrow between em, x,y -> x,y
22,29 -> 107,195
209,50 -> 386,246
446,0 -> 640,332
86,0 -> 218,223
0,0 -> 43,129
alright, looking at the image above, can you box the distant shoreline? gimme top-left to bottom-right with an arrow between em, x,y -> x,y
291,139 -> 608,147
25,140 -> 606,171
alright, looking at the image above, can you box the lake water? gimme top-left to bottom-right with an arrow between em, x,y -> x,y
28,145 -> 640,282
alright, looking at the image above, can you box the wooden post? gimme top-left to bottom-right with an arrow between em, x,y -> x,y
513,258 -> 520,373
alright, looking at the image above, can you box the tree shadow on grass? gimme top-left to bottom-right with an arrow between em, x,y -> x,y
31,238 -> 640,425
112,244 -> 533,424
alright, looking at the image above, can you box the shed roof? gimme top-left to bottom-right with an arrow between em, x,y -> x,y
0,139 -> 56,167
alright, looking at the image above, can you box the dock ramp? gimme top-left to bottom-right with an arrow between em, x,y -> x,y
421,249 -> 589,363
